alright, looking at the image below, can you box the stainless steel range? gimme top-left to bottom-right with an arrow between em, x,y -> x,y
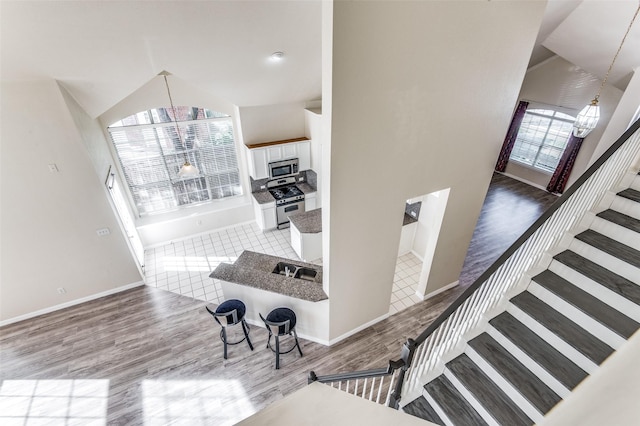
267,176 -> 305,229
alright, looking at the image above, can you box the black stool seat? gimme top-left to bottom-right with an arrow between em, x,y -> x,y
260,307 -> 303,369
206,299 -> 253,359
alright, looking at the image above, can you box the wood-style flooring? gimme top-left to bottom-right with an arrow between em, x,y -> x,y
0,173 -> 558,425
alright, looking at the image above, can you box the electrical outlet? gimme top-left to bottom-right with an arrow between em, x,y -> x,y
57,287 -> 66,294
48,164 -> 59,173
410,211 -> 417,217
260,185 -> 266,189
298,177 -> 304,181
96,228 -> 110,236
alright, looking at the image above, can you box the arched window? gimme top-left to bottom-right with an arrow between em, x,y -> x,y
509,108 -> 576,173
108,107 -> 242,215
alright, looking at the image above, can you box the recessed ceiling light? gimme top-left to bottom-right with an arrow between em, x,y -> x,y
269,51 -> 285,62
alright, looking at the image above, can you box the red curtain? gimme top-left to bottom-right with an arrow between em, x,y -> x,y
546,135 -> 585,194
495,101 -> 529,172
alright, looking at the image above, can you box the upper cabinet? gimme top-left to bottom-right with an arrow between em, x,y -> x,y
245,137 -> 311,180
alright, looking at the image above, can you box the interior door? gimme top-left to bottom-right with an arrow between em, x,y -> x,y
105,167 -> 145,273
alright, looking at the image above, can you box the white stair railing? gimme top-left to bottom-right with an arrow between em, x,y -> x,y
400,119 -> 640,401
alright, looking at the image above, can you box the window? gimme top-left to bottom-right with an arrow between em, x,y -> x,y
108,107 -> 242,216
509,108 -> 576,173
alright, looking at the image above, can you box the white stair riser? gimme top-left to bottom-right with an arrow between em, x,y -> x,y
506,303 -> 598,374
465,345 -> 544,423
548,259 -> 640,323
630,174 -> 640,192
610,196 -> 640,221
486,326 -> 570,398
568,238 -> 640,286
589,216 -> 640,251
528,283 -> 626,349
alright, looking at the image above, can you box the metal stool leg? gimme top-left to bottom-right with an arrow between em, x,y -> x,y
221,327 -> 228,360
293,329 -> 303,357
275,335 -> 280,370
242,319 -> 254,351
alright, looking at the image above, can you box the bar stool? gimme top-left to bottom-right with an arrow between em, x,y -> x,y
205,299 -> 254,359
259,307 -> 303,369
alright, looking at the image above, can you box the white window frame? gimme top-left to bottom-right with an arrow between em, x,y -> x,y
107,108 -> 242,216
509,104 -> 576,174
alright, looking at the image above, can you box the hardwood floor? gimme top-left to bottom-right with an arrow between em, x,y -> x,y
0,173 -> 558,425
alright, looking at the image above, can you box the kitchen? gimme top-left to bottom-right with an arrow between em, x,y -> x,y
209,134 -> 329,342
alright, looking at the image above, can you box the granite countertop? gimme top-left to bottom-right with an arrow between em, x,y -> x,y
403,213 -> 418,226
297,182 -> 316,194
210,250 -> 327,302
252,190 -> 275,205
290,208 -> 322,234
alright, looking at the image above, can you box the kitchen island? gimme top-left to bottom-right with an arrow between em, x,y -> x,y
210,250 -> 329,344
289,208 -> 322,262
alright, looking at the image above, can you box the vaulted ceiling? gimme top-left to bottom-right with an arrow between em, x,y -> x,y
1,0 -> 639,119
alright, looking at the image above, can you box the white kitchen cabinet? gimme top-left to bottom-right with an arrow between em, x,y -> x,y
245,138 -> 311,180
253,199 -> 276,231
304,191 -> 317,211
296,141 -> 311,171
290,222 -> 322,262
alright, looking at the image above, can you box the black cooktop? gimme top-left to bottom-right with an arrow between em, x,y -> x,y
269,185 -> 303,201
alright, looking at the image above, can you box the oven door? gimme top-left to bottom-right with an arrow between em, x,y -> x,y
276,200 -> 305,229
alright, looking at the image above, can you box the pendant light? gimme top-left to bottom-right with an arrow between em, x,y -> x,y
162,73 -> 200,178
573,3 -> 640,137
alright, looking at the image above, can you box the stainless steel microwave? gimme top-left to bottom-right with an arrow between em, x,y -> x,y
268,158 -> 299,179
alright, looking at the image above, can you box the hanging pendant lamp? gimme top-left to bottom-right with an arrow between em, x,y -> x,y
162,73 -> 200,178
573,3 -> 640,137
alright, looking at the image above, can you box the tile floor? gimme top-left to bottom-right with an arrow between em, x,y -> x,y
144,222 -> 423,315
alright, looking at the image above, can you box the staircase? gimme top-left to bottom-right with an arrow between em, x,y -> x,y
402,174 -> 640,425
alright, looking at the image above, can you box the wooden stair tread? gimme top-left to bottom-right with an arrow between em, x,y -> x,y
511,291 -> 613,364
402,397 -> 444,425
617,188 -> 640,203
424,375 -> 488,426
447,354 -> 532,425
533,270 -> 640,339
597,209 -> 640,233
575,229 -> 640,269
554,250 -> 640,306
490,312 -> 587,389
469,333 -> 561,414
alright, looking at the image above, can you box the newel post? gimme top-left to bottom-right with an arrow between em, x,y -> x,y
388,338 -> 417,409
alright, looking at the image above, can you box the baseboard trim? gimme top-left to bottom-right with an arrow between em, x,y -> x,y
421,280 -> 459,301
327,312 -> 390,346
499,171 -> 555,193
145,220 -> 257,249
0,281 -> 145,327
244,318 -> 331,346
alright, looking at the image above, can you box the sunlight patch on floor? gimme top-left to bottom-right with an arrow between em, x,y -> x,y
142,379 -> 255,425
0,379 -> 109,425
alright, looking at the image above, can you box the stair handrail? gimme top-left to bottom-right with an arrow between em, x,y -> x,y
393,117 -> 640,406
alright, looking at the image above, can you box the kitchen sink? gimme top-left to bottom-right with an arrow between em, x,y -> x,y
294,267 -> 317,281
272,262 -> 317,281
272,262 -> 300,277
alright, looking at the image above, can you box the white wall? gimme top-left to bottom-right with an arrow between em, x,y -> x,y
589,69 -> 640,164
0,80 -> 142,322
326,1 -> 547,339
505,56 -> 623,189
305,108 -> 323,207
238,102 -> 307,145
